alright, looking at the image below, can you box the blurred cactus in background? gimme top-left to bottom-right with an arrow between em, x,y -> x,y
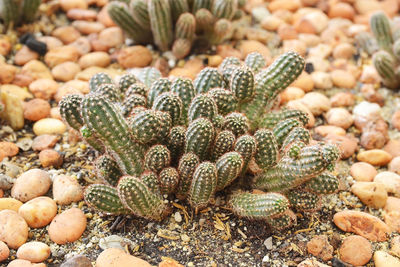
0,0 -> 41,29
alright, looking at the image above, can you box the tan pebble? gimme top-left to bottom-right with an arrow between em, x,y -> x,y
117,46 -> 152,69
291,72 -> 314,92
29,79 -> 58,100
0,198 -> 23,212
36,36 -> 63,50
302,11 -> 329,34
39,149 -> 63,168
159,258 -> 184,267
50,107 -> 62,120
21,60 -> 53,81
360,65 -> 381,84
59,254 -> 92,267
384,139 -> 400,158
17,242 -> 50,263
298,33 -> 321,48
216,44 -> 243,59
330,92 -> 354,107
0,142 -> 19,158
69,37 -> 92,56
306,235 -> 333,261
374,250 -> 400,267
88,33 -> 110,52
300,92 -> 331,116
297,259 -> 330,267
79,52 -> 110,69
98,27 -> 123,48
0,63 -> 17,84
238,40 -> 270,59
52,26 -> 81,45
325,108 -> 353,129
18,197 -> 57,228
357,149 -> 392,166
75,67 -> 121,81
72,20 -> 105,35
391,110 -> 400,131
208,55 -> 223,67
360,130 -> 388,150
351,182 -> 388,209
32,135 -> 60,151
48,208 -> 87,244
14,46 -> 39,66
311,71 -> 332,90
294,17 -> 317,34
169,68 -> 196,80
333,210 -> 390,241
51,62 -> 81,82
53,175 -> 83,205
261,16 -> 283,31
324,134 -> 358,159
277,24 -> 298,40
280,86 -> 305,104
33,118 -> 66,135
355,0 -> 381,14
389,156 -> 400,174
384,211 -> 400,232
0,37 -> 11,56
391,236 -> 400,257
307,57 -> 330,72
60,0 -> 88,11
96,248 -> 152,267
331,70 -> 356,89
0,210 -> 28,249
350,162 -> 377,182
385,197 -> 400,214
11,169 -> 51,202
268,0 -> 300,12
282,40 -> 307,56
23,99 -> 51,121
97,4 -> 117,27
328,3 -> 355,20
285,100 -> 315,128
0,240 -> 9,262
66,8 -> 97,21
7,259 -> 46,267
54,85 -> 82,103
45,46 -> 80,68
332,43 -> 355,59
339,235 -> 372,266
374,171 -> 400,196
12,73 -> 34,87
308,44 -> 332,59
64,80 -> 90,94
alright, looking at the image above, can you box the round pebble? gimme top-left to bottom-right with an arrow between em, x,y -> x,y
53,175 -> 83,205
374,251 -> 400,267
357,149 -> 392,166
325,107 -> 354,129
96,248 -> 152,267
51,61 -> 81,82
28,78 -> 59,100
0,198 -> 23,212
44,46 -> 80,68
350,162 -> 377,182
306,235 -> 333,261
0,240 -> 9,262
18,196 -> 57,228
32,135 -> 60,151
374,171 -> 400,196
78,51 -> 110,69
17,241 -> 50,263
33,118 -> 66,136
7,259 -> 46,267
339,235 -> 372,266
11,169 -> 52,202
117,46 -> 153,69
39,149 -> 63,168
300,92 -> 331,116
0,210 -> 28,249
60,254 -> 92,267
23,99 -> 51,121
351,182 -> 388,209
48,208 -> 87,244
389,156 -> 400,174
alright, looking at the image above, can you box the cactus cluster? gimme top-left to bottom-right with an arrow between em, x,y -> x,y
60,51 -> 340,229
107,0 -> 244,58
0,0 -> 41,29
357,11 -> 400,89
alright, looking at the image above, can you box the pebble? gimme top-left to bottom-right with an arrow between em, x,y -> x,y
374,171 -> 400,196
315,125 -> 346,137
310,71 -> 333,90
391,236 -> 400,257
0,142 -> 19,158
23,98 -> 51,121
277,24 -> 298,40
14,46 -> 39,66
351,182 -> 388,209
286,100 -> 315,128
280,86 -> 305,103
36,36 -> 63,50
297,259 -> 330,267
384,139 -> 400,158
60,0 -> 88,12
64,79 -> 90,94
306,235 -> 333,261
291,72 -> 314,92
332,43 -> 355,59
330,92 -> 355,107
48,208 -> 87,244
117,46 -> 153,69
353,101 -> 381,122
333,210 -> 390,241
300,92 -> 331,116
98,27 -> 123,48
0,210 -> 28,249
69,37 -> 92,56
97,4 -> 116,27
96,248 -> 152,267
330,70 -> 356,89
99,235 -> 136,251
17,241 -> 50,263
373,251 -> 400,267
238,40 -> 270,59
261,15 -> 283,31
339,235 -> 372,266
357,149 -> 392,166
7,259 -> 46,267
324,134 -> 358,159
174,212 -> 182,223
18,196 -> 57,228
52,26 -> 81,44
384,211 -> 400,232
0,198 -> 23,212
325,108 -> 353,129
350,162 -> 377,182
0,240 -> 9,262
32,135 -> 60,151
360,65 -> 381,84
0,63 -> 17,84
44,46 -> 80,68
51,61 -> 81,82
67,8 -> 97,21
79,52 -> 110,69
385,197 -> 400,213
389,157 -> 400,174
29,78 -> 59,100
60,254 -> 92,267
21,60 -> 53,80
72,21 -> 105,35
33,118 -> 67,135
391,110 -> 400,131
11,169 -> 52,202
39,149 -> 63,168
53,175 -> 83,205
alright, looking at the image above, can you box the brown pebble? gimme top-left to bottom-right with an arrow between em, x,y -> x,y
29,78 -> 59,100
324,134 -> 358,159
339,235 -> 372,266
0,142 -> 19,158
39,149 -> 63,168
60,0 -> 88,12
18,196 -> 57,228
60,254 -> 92,267
16,241 -> 50,263
96,248 -> 152,267
238,40 -> 270,59
72,20 -> 105,35
7,259 -> 46,267
306,235 -> 333,261
389,156 -> 400,174
357,149 -> 392,166
45,46 -> 80,68
48,208 -> 87,244
117,46 -> 152,69
325,108 -> 353,129
350,162 -> 377,182
79,52 -> 111,69
0,210 -> 28,249
391,110 -> 400,131
69,36 -> 92,56
23,99 -> 51,121
384,139 -> 400,158
67,8 -> 97,21
52,26 -> 81,44
32,135 -> 60,151
330,92 -> 355,107
53,175 -> 83,205
51,61 -> 81,82
14,46 -> 39,66
351,182 -> 388,209
98,27 -> 123,48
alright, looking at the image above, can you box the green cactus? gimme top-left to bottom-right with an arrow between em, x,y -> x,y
89,72 -> 114,92
130,0 -> 151,31
355,32 -> 379,56
118,176 -> 169,221
230,66 -> 255,103
194,67 -> 226,94
169,0 -> 190,22
219,56 -> 242,72
95,155 -> 123,187
170,77 -> 195,124
159,167 -> 180,194
234,134 -> 257,176
137,67 -> 162,88
96,84 -> 121,103
84,184 -> 129,214
254,129 -> 278,170
129,110 -> 162,143
281,127 -> 310,152
266,209 -> 296,230
148,0 -> 174,51
287,190 -> 321,212
144,145 -> 171,174
126,83 -> 148,98
304,172 -> 339,195
188,93 -> 218,122
140,171 -> 161,194
210,18 -> 232,44
152,92 -> 183,125
148,78 -> 172,107
122,93 -> 147,116
118,73 -> 138,94
188,161 -> 217,209
1,0 -> 40,28
211,130 -> 236,161
245,52 -> 266,73
273,118 -> 302,147
370,11 -> 393,53
211,0 -> 237,20
172,38 -> 192,60
222,112 -> 249,137
211,113 -> 224,130
216,152 -> 243,191
176,152 -> 200,200
208,88 -> 237,115
185,118 -> 215,160
260,109 -> 309,129
167,126 -> 186,163
372,50 -> 399,89
195,8 -> 215,33
192,0 -> 213,13
175,12 -> 196,41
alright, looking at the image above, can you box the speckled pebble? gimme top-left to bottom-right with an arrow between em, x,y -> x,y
351,182 -> 387,209
18,196 -> 57,228
11,169 -> 52,202
0,210 -> 28,249
60,254 -> 92,267
17,241 -> 50,263
53,175 -> 83,205
374,251 -> 400,267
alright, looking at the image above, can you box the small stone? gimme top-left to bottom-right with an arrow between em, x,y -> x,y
39,149 -> 63,168
54,84 -> 82,103
48,208 -> 87,244
353,101 -> 381,122
339,235 -> 372,266
23,99 -> 51,121
297,259 -> 330,267
17,241 -> 50,263
384,139 -> 400,158
69,36 -> 92,56
0,63 -> 17,84
351,182 -> 388,209
277,24 -> 298,40
44,46 -> 80,68
14,46 -> 39,66
33,118 -> 67,135
315,126 -> 346,137
29,78 -> 59,100
357,149 -> 392,166
117,46 -> 153,69
18,196 -> 57,228
181,234 -> 190,242
96,248 -> 152,267
385,197 -> 400,213
20,60 -> 53,80
350,162 -> 377,182
291,72 -> 314,92
330,70 -> 356,89
11,169 -> 52,202
159,258 -> 184,267
324,134 -> 358,159
72,21 -> 105,35
325,108 -> 353,129
300,92 -> 331,116
53,175 -> 83,205
384,211 -> 400,232
60,255 -> 92,267
99,235 -> 135,251
333,210 -> 390,241
32,135 -> 60,151
390,236 -> 400,257
0,198 -> 23,212
309,44 -> 332,59
389,157 -> 400,174
79,52 -> 110,69
280,86 -> 305,104
360,65 -> 381,84
60,0 -> 88,12
174,212 -> 182,223
330,92 -> 355,107
261,15 -> 283,31
98,27 -> 123,48
374,171 -> 400,196
52,26 -> 81,45
311,71 -> 333,90
0,240 -> 9,263
307,235 -> 333,261
67,8 -> 97,20
63,79 -> 90,94
285,100 -> 315,128
238,40 -> 270,59
51,61 -> 81,82
391,110 -> 400,131
332,43 -> 355,59
374,251 -> 400,267
0,210 -> 28,249
36,36 -> 63,50
7,259 -> 46,267
0,142 -> 19,158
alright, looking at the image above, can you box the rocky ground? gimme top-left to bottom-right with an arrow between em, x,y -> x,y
1,0 -> 400,266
